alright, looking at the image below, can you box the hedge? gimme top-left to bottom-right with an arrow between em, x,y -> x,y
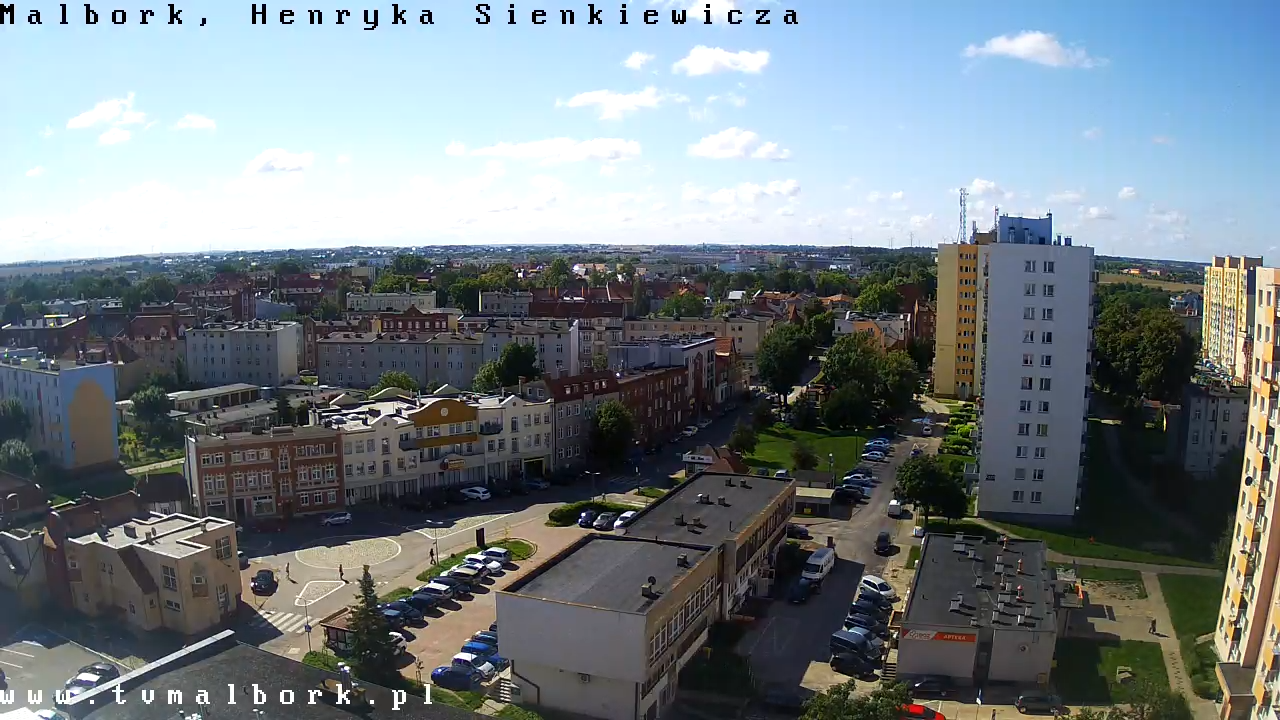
547,499 -> 636,527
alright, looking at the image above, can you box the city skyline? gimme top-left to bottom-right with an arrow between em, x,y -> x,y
3,1 -> 1275,263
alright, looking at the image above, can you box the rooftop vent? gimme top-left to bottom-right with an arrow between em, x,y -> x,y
994,563 -> 1006,575
690,516 -> 702,527
724,476 -> 734,487
674,513 -> 686,526
123,524 -> 137,538
969,618 -> 981,627
696,493 -> 709,504
677,554 -> 689,567
995,555 -> 1004,565
991,611 -> 1000,625
740,478 -> 750,488
955,532 -> 964,541
641,583 -> 657,599
952,541 -> 968,553
997,602 -> 1006,614
999,593 -> 1013,605
717,496 -> 728,506
949,598 -> 963,613
966,549 -> 976,560
1017,614 -> 1029,626
973,577 -> 985,589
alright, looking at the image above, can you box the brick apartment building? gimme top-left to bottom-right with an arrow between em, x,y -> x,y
118,313 -> 197,379
276,274 -> 338,314
301,317 -> 369,372
184,425 -> 344,523
376,306 -> 454,334
617,366 -> 688,450
177,274 -> 254,321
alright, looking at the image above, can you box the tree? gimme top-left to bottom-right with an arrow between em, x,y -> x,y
814,271 -> 853,298
619,262 -> 636,282
131,385 -> 173,427
313,297 -> 342,321
2,301 -> 24,325
877,350 -> 920,418
727,421 -> 758,455
1094,303 -> 1197,407
854,281 -> 902,313
894,455 -> 964,523
658,293 -> 705,318
791,401 -> 819,431
276,395 -> 296,426
371,273 -> 420,294
822,331 -> 882,393
591,352 -> 609,371
274,258 -> 304,276
632,280 -> 651,316
0,399 -> 31,444
0,439 -> 34,478
806,310 -> 835,348
751,402 -> 775,431
590,400 -> 634,467
791,439 -> 818,471
391,253 -> 431,276
821,385 -> 875,431
757,324 -> 814,402
472,361 -> 503,393
371,370 -> 420,394
543,258 -> 572,288
346,565 -> 398,684
905,337 -> 934,374
446,277 -> 483,314
801,680 -> 911,720
1071,682 -> 1192,720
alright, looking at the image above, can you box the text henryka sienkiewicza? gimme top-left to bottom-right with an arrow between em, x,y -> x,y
0,3 -> 800,29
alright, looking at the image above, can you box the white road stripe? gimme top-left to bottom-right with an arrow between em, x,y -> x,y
279,615 -> 310,633
1,648 -> 34,658
0,660 -> 22,669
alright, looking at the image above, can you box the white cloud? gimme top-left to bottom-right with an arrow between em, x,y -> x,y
969,178 -> 1006,198
1083,206 -> 1114,221
962,31 -> 1105,69
805,216 -> 825,228
25,166 -> 45,178
599,165 -> 618,177
866,192 -> 884,203
558,87 -> 682,120
623,52 -> 654,70
1152,135 -> 1175,145
682,183 -> 706,202
40,126 -> 53,139
98,127 -> 131,145
1118,187 -> 1138,201
890,191 -> 904,201
776,206 -> 795,217
67,93 -> 139,129
688,128 -> 789,160
445,141 -> 467,156
1082,127 -> 1102,140
1147,205 -> 1188,227
845,208 -> 867,217
909,214 -> 935,229
471,138 -> 641,165
175,114 -> 216,131
878,219 -> 895,229
1047,190 -> 1085,204
118,110 -> 146,125
244,149 -> 315,174
672,46 -> 770,76
337,155 -> 351,165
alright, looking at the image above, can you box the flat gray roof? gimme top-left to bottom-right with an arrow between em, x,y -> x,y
903,534 -> 1056,632
510,535 -> 710,614
625,472 -> 792,546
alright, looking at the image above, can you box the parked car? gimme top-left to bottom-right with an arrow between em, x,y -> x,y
843,471 -> 874,483
683,425 -> 699,436
578,510 -> 598,528
922,425 -> 933,436
861,450 -> 887,462
773,469 -> 790,478
428,575 -> 471,594
415,582 -> 456,602
614,510 -> 638,529
460,640 -> 498,656
446,565 -> 483,586
912,525 -> 926,538
860,575 -> 898,601
874,531 -> 892,554
403,593 -> 441,612
471,631 -> 498,646
1015,692 -> 1063,714
452,653 -> 496,681
76,663 -> 119,683
389,631 -> 408,654
843,612 -> 890,637
459,486 -> 492,501
899,703 -> 942,719
908,675 -> 954,698
858,589 -> 894,610
788,577 -> 815,604
785,523 -> 811,539
431,666 -> 480,692
457,560 -> 491,579
849,598 -> 891,620
321,512 -> 352,526
250,569 -> 277,595
830,652 -> 878,678
842,625 -> 885,653
835,483 -> 866,496
480,547 -> 513,565
594,512 -> 618,530
525,478 -> 550,490
381,608 -> 406,629
380,601 -> 423,624
865,438 -> 890,449
464,554 -> 505,574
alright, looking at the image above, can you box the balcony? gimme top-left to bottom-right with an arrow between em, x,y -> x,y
1244,550 -> 1261,578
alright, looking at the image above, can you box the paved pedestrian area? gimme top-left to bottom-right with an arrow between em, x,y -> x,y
410,512 -> 510,539
294,535 -> 403,569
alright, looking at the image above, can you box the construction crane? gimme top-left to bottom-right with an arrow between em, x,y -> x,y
956,187 -> 969,244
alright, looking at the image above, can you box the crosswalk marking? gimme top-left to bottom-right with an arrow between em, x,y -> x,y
246,610 -> 311,634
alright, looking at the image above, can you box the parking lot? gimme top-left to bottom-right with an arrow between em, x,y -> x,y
0,624 -> 119,709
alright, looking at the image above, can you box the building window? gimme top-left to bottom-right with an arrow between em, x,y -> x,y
1033,468 -> 1045,481
1043,261 -> 1055,273
1016,446 -> 1028,458
215,536 -> 232,560
1021,377 -> 1033,390
1041,355 -> 1052,367
162,565 -> 178,591
1012,490 -> 1025,503
1022,353 -> 1034,366
1014,467 -> 1026,480
1041,331 -> 1053,344
1043,284 -> 1055,297
1023,330 -> 1035,343
1024,260 -> 1036,273
164,599 -> 182,612
1034,447 -> 1046,459
1024,283 -> 1036,296
1036,424 -> 1049,437
1039,378 -> 1052,391
1019,400 -> 1032,413
1030,491 -> 1042,503
1039,401 -> 1050,413
1042,308 -> 1054,321
1018,423 -> 1030,436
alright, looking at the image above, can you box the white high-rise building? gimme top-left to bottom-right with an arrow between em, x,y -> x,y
185,320 -> 302,387
974,215 -> 1096,521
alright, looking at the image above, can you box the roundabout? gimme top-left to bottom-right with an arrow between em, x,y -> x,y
294,535 -> 403,570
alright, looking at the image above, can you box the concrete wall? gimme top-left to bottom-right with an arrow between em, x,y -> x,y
497,592 -> 647,720
896,627 -> 978,681
61,362 -> 120,468
988,626 -> 1056,683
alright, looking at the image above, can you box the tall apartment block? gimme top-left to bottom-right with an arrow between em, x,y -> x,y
973,215 -> 1095,522
934,227 -> 994,399
1204,256 -> 1263,385
1215,266 -> 1280,720
184,320 -> 301,387
0,350 -> 119,469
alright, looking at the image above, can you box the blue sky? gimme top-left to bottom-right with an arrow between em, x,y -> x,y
3,0 -> 1277,263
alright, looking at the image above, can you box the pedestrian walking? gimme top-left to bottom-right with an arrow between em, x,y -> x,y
285,562 -> 290,580
429,548 -> 436,564
339,564 -> 345,583
991,709 -> 997,720
1150,618 -> 1158,634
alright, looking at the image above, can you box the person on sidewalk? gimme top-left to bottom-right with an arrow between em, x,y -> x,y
1149,618 -> 1158,634
285,562 -> 291,581
339,564 -> 345,583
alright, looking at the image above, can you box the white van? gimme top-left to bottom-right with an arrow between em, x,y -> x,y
802,547 -> 836,583
887,499 -> 903,518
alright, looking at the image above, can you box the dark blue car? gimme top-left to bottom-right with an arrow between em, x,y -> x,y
380,601 -> 423,623
431,666 -> 480,692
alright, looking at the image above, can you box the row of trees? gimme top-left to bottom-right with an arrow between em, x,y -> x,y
1093,283 -> 1198,412
0,399 -> 34,477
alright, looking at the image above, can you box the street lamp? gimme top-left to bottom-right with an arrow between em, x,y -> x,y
828,453 -> 835,483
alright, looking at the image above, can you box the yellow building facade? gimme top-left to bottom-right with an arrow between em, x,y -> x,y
1204,255 -> 1263,385
933,232 -> 993,399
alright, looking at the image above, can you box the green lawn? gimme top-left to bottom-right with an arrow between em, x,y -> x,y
745,427 -> 866,473
379,586 -> 413,602
1051,638 -> 1168,703
119,427 -> 185,469
636,487 -> 667,499
905,545 -> 921,569
1158,574 -> 1224,638
415,540 -> 534,583
1181,636 -> 1221,699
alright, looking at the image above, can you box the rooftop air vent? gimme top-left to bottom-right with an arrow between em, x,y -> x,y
674,514 -> 686,526
994,563 -> 1006,575
973,577 -> 985,589
739,478 -> 751,488
1017,614 -> 1028,626
677,554 -> 689,567
696,493 -> 709,504
690,517 -> 702,527
725,477 -> 734,487
949,598 -> 963,613
969,618 -> 981,627
952,542 -> 968,553
995,555 -> 1004,565
717,496 -> 728,506
997,602 -> 1006,614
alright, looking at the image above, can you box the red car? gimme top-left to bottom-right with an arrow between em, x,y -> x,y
900,704 -> 944,720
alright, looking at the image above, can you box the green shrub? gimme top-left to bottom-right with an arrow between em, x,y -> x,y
547,500 -> 636,527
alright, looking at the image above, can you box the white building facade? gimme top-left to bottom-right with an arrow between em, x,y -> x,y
185,321 -> 301,387
346,292 -> 438,313
975,221 -> 1095,522
477,394 -> 555,482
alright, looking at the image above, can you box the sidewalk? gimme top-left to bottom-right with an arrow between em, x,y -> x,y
1142,572 -> 1218,720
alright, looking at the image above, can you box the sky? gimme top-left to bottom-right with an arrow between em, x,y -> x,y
2,0 -> 1278,263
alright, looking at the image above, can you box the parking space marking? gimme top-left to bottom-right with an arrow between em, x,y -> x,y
0,659 -> 22,668
2,647 -> 34,657
295,580 -> 348,607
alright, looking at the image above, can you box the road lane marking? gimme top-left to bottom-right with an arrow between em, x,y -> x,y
0,660 -> 22,669
294,580 -> 348,607
2,648 -> 34,657
412,512 -> 512,540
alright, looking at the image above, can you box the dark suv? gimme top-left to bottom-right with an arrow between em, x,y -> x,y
874,531 -> 892,554
1015,692 -> 1063,714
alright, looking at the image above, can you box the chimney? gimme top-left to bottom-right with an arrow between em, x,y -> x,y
123,524 -> 137,538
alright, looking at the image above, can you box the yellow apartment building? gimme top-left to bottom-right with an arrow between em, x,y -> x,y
1215,266 -> 1280,720
58,508 -> 241,636
1205,256 -> 1263,385
933,230 -> 994,399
